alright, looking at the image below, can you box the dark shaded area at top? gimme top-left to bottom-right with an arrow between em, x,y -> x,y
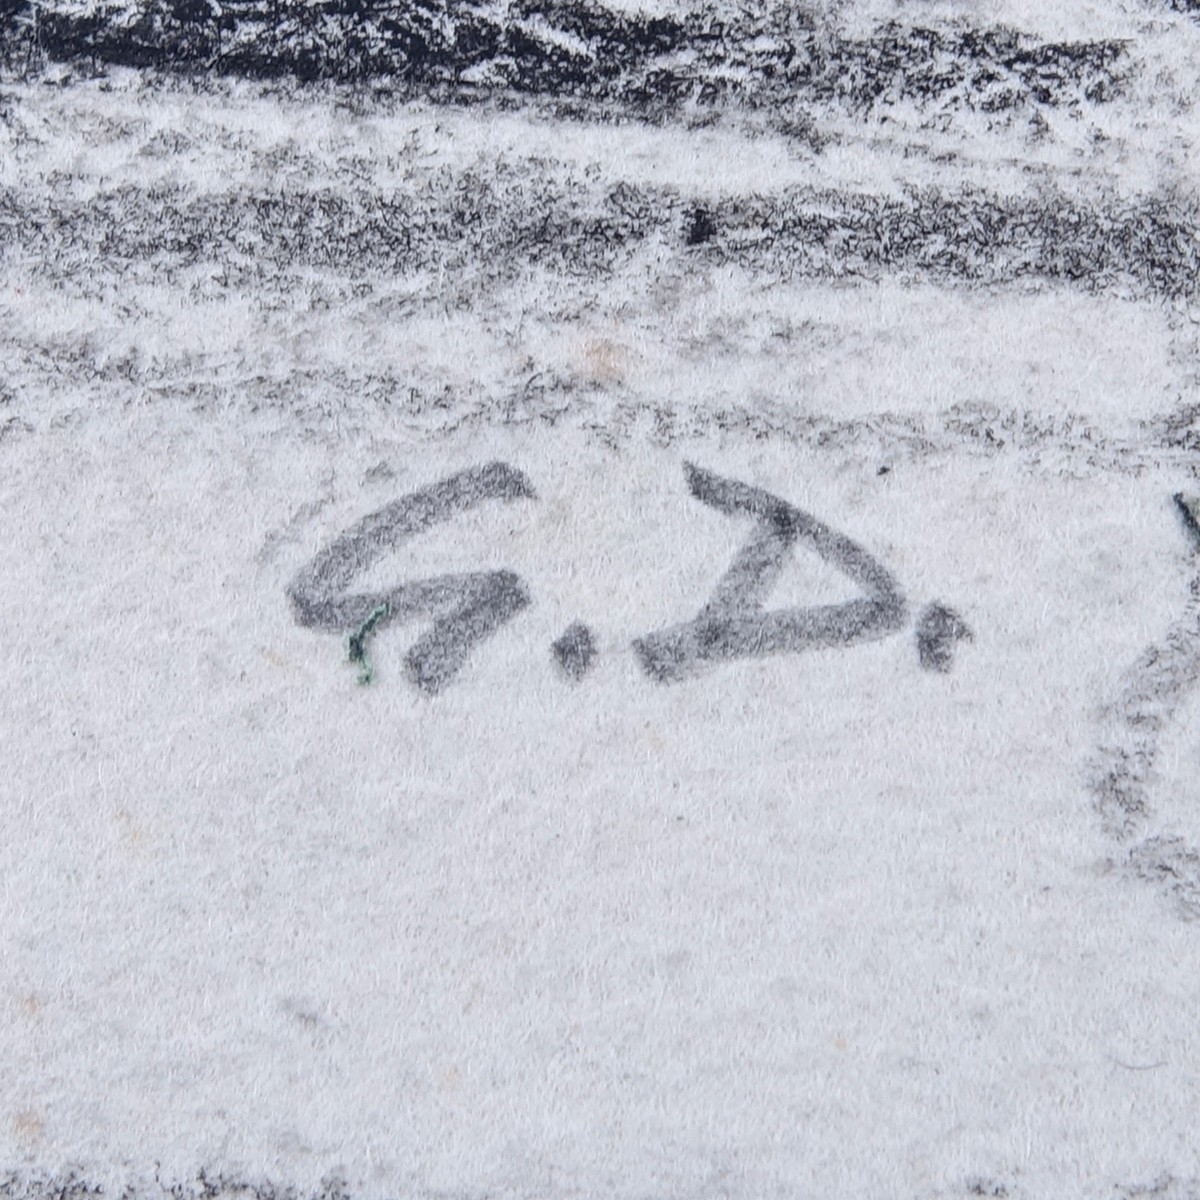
0,0 -> 1126,115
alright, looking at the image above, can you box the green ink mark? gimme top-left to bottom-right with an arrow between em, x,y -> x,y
1175,493 -> 1200,547
347,603 -> 390,685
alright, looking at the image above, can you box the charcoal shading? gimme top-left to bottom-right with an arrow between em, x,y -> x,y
0,2 -> 1127,124
10,183 -> 1199,304
685,208 -> 717,247
1091,494 -> 1200,917
0,1168 -> 1189,1200
552,622 -> 597,681
634,463 -> 907,682
287,462 -> 535,694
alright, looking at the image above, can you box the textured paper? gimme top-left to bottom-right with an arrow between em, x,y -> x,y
4,2 -> 1200,1197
